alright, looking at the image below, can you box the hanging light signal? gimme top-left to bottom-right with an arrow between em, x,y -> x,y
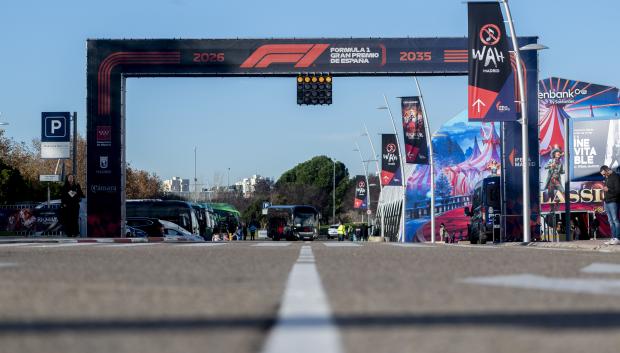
297,74 -> 332,105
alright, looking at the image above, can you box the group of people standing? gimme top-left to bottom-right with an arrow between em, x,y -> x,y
336,222 -> 369,241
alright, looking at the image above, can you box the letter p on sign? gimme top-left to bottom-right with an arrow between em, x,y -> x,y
41,112 -> 70,142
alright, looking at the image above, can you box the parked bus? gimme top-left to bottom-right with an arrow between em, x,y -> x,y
207,203 -> 241,235
126,199 -> 200,235
266,205 -> 319,241
464,176 -> 501,244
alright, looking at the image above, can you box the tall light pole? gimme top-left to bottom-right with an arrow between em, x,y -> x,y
354,142 -> 371,229
194,146 -> 198,202
332,158 -> 336,224
378,94 -> 407,242
227,167 -> 230,191
413,77 -> 436,243
501,0 -> 531,243
362,123 -> 385,241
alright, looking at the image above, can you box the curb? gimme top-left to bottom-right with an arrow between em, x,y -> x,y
0,237 -> 205,244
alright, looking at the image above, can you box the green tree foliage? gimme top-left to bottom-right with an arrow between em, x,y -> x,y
435,172 -> 453,199
275,155 -> 349,222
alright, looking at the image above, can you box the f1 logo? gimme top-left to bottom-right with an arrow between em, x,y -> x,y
41,112 -> 70,142
241,44 -> 329,69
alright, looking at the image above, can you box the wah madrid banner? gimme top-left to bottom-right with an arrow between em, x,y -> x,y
353,175 -> 368,209
468,2 -> 518,122
381,134 -> 402,186
401,96 -> 429,164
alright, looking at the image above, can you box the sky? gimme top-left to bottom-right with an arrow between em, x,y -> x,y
1,0 -> 619,188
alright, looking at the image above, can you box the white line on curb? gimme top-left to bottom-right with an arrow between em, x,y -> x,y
0,262 -> 18,268
175,243 -> 228,247
389,243 -> 434,248
101,243 -> 160,247
253,243 -> 291,247
323,242 -> 361,247
28,243 -> 99,248
0,243 -> 31,248
581,263 -> 620,274
262,245 -> 343,353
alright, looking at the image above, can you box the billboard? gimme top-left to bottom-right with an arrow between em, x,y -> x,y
571,118 -> 620,181
538,77 -> 620,239
403,111 -> 502,242
467,2 -> 518,122
401,96 -> 429,164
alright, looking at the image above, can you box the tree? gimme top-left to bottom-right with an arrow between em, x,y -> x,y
275,155 -> 349,221
126,165 -> 163,199
435,172 -> 452,199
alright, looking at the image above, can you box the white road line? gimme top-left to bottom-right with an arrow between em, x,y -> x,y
0,243 -> 32,248
581,263 -> 620,274
389,243 -> 434,248
0,262 -> 18,268
446,244 -> 499,249
101,243 -> 159,247
28,243 -> 100,248
323,242 -> 361,247
175,243 -> 227,247
253,243 -> 291,247
262,245 -> 343,353
461,274 -> 620,296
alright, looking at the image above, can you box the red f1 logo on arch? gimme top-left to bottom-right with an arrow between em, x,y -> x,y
241,44 -> 329,68
467,2 -> 518,122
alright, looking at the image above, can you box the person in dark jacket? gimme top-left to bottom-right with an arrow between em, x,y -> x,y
61,174 -> 84,237
600,165 -> 620,245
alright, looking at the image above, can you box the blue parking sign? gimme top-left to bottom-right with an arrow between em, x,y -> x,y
41,112 -> 70,142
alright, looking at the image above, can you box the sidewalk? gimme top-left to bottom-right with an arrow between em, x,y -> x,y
444,239 -> 620,252
0,236 -> 180,244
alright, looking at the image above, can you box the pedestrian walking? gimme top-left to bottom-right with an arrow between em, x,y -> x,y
249,219 -> 257,240
600,165 -> 620,245
337,222 -> 345,241
439,223 -> 447,242
242,222 -> 248,241
60,174 -> 84,237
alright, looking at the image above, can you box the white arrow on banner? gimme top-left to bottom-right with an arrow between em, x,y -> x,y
472,99 -> 486,113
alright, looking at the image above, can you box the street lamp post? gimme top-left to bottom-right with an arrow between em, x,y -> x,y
413,77 -> 436,243
332,158 -> 336,224
354,142 -> 371,229
379,94 -> 407,242
194,147 -> 198,202
362,123 -> 385,241
501,0 -> 531,243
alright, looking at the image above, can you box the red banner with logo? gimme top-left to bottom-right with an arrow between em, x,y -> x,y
468,2 -> 518,122
381,134 -> 402,186
401,96 -> 429,164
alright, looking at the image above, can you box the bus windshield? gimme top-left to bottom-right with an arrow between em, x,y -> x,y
485,182 -> 500,209
294,212 -> 317,227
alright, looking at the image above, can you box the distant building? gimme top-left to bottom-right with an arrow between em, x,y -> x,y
234,175 -> 273,197
163,177 -> 190,192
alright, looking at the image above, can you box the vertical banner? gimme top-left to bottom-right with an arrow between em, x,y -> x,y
468,2 -> 518,122
353,175 -> 368,209
401,96 -> 429,164
381,134 -> 402,186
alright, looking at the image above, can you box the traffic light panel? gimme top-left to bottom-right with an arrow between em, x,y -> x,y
297,74 -> 332,105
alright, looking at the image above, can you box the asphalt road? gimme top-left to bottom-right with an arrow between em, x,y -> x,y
0,241 -> 619,353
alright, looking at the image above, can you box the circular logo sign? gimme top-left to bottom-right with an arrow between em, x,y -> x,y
479,24 -> 501,46
386,143 -> 397,153
358,181 -> 366,188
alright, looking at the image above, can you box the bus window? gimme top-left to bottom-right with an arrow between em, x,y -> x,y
486,183 -> 500,208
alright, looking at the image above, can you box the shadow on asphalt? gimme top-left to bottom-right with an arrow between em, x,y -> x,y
2,311 -> 620,333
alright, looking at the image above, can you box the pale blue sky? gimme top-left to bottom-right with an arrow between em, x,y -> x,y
1,0 -> 619,187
